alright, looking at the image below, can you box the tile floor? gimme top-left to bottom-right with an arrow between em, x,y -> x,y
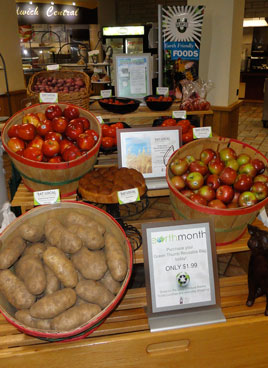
2,101 -> 267,280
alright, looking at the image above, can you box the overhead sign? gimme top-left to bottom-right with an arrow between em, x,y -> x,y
16,3 -> 98,25
103,26 -> 145,36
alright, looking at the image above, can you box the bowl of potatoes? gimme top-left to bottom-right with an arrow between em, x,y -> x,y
0,201 -> 133,341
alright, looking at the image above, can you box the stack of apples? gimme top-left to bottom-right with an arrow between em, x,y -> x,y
7,104 -> 99,163
169,146 -> 268,208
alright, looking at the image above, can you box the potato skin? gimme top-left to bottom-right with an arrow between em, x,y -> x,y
30,288 -> 76,319
18,223 -> 44,243
0,270 -> 35,309
44,265 -> 60,296
65,212 -> 105,235
15,255 -> 46,295
43,247 -> 78,288
23,242 -> 47,259
75,280 -> 114,309
51,303 -> 101,331
71,247 -> 107,280
104,233 -> 128,282
0,237 -> 26,269
45,218 -> 82,254
68,224 -> 104,250
15,309 -> 51,330
100,270 -> 121,295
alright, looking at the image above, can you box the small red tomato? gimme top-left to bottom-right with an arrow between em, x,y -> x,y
36,119 -> 53,137
51,116 -> 68,133
63,106 -> 80,120
182,129 -> 194,144
161,118 -> 177,127
42,139 -> 60,157
176,119 -> 191,134
105,126 -> 116,138
17,123 -> 36,141
101,124 -> 110,137
112,122 -> 124,129
77,133 -> 95,151
62,146 -> 82,162
45,131 -> 62,143
8,124 -> 20,138
101,136 -> 115,149
7,137 -> 25,153
65,119 -> 84,141
48,156 -> 62,163
84,129 -> 99,142
23,146 -> 43,162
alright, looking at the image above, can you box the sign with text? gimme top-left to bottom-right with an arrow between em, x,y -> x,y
193,126 -> 212,139
39,93 -> 58,103
34,189 -> 60,205
142,219 -> 225,332
117,188 -> 140,204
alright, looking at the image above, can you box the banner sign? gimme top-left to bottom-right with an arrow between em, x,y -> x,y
16,3 -> 98,25
162,5 -> 205,99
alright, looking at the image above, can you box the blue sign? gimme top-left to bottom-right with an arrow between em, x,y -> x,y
164,41 -> 199,61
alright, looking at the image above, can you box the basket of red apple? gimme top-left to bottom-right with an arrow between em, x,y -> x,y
2,103 -> 101,197
166,136 -> 268,246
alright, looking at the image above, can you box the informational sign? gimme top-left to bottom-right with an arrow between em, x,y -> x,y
193,126 -> 212,139
34,189 -> 60,205
46,64 -> 59,71
142,219 -> 225,332
172,110 -> 187,119
117,188 -> 140,204
101,89 -> 112,98
156,87 -> 169,96
16,2 -> 97,25
117,127 -> 181,179
114,54 -> 152,99
39,93 -> 58,103
159,5 -> 205,99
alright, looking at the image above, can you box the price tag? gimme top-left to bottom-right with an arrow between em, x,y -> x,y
46,64 -> 59,71
117,188 -> 140,204
172,110 -> 187,119
96,116 -> 104,124
39,93 -> 58,103
101,89 -> 112,98
156,87 -> 169,96
193,127 -> 212,139
34,189 -> 60,205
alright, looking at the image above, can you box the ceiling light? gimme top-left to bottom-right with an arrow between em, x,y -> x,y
51,2 -> 54,5
243,18 -> 268,27
29,1 -> 33,4
72,2 -> 76,5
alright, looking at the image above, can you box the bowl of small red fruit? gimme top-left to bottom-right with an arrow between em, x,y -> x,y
166,137 -> 268,246
2,103 -> 101,196
100,122 -> 130,154
98,97 -> 140,114
144,95 -> 174,111
152,117 -> 195,145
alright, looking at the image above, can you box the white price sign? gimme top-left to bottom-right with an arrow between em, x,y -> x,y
117,188 -> 140,204
172,110 -> 187,119
193,127 -> 212,139
96,116 -> 104,124
39,93 -> 58,103
156,87 -> 169,96
46,64 -> 59,71
101,89 -> 112,98
34,189 -> 60,205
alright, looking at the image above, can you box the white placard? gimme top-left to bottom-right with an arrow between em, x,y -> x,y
34,189 -> 60,205
172,110 -> 187,119
117,188 -> 140,204
156,87 -> 169,96
46,64 -> 59,71
193,127 -> 212,139
101,89 -> 112,98
96,116 -> 104,124
39,93 -> 58,103
130,64 -> 146,94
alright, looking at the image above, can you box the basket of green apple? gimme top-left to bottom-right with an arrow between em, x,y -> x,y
166,137 -> 268,246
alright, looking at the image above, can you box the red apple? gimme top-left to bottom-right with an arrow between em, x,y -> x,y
62,146 -> 82,162
17,123 -> 36,141
189,193 -> 207,206
42,139 -> 60,157
231,191 -> 240,204
207,199 -> 227,209
219,147 -> 237,162
77,133 -> 95,151
227,202 -> 239,209
171,175 -> 186,190
189,160 -> 208,176
52,116 -> 68,133
65,119 -> 84,141
84,129 -> 99,143
77,117 -> 90,130
7,124 -> 20,138
63,106 -> 80,120
36,119 -> 53,137
208,158 -> 225,175
186,172 -> 204,190
206,174 -> 221,190
23,146 -> 43,162
48,156 -> 62,163
219,167 -> 237,185
216,185 -> 234,204
238,163 -> 257,178
237,153 -> 251,166
45,105 -> 62,120
250,182 -> 268,201
22,113 -> 40,127
251,158 -> 265,174
36,112 -> 46,122
180,189 -> 194,198
225,158 -> 239,172
200,148 -> 216,165
198,185 -> 216,202
170,158 -> 189,176
238,191 -> 257,207
7,137 -> 25,153
234,174 -> 253,192
28,135 -> 44,150
60,139 -> 75,155
45,131 -> 62,143
185,155 -> 196,164
254,174 -> 268,189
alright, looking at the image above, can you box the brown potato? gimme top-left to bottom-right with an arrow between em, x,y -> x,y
15,255 -> 46,295
65,212 -> 105,235
51,303 -> 101,331
43,247 -> 78,288
0,269 -> 35,309
0,236 -> 26,269
104,232 -> 128,282
15,309 -> 51,330
30,288 -> 76,319
100,270 -> 121,295
18,222 -> 44,243
23,242 -> 47,259
44,265 -> 60,296
45,218 -> 82,254
75,280 -> 114,309
71,247 -> 107,280
68,224 -> 104,250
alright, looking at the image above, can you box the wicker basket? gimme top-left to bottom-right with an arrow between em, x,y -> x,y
0,201 -> 133,342
27,70 -> 91,109
166,137 -> 268,246
1,103 -> 101,197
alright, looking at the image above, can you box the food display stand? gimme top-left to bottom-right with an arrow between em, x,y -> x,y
5,106 -> 268,368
